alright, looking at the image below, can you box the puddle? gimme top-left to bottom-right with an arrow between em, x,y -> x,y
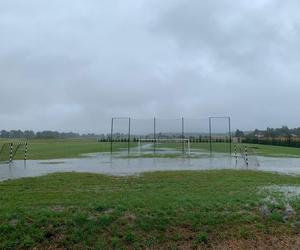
2,147 -> 300,181
259,185 -> 300,222
263,185 -> 300,199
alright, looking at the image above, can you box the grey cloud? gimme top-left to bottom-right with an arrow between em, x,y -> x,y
0,0 -> 300,132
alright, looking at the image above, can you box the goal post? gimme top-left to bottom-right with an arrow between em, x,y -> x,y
138,138 -> 191,156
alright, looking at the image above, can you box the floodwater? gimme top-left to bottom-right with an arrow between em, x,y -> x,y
1,146 -> 300,181
0,148 -> 300,181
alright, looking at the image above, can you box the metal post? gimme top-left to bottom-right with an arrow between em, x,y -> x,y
24,142 -> 28,161
9,143 -> 13,163
128,118 -> 131,155
229,117 -> 232,156
209,117 -> 212,156
110,118 -> 114,154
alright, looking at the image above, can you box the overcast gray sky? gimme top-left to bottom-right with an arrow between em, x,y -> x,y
0,0 -> 300,133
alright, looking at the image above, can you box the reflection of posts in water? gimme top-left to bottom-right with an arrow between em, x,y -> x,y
245,146 -> 249,167
138,140 -> 141,155
234,144 -> 237,166
109,152 -> 113,163
9,162 -> 13,177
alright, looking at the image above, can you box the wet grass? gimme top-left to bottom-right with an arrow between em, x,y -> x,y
0,139 -> 136,160
1,170 -> 300,249
244,143 -> 300,158
1,139 -> 300,161
165,142 -> 300,158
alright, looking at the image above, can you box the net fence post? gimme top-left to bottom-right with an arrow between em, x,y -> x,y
128,117 -> 131,155
228,117 -> 232,156
110,118 -> 114,154
182,117 -> 184,154
209,117 -> 212,156
153,117 -> 156,154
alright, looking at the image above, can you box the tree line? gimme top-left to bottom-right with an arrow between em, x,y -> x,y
235,126 -> 300,138
235,126 -> 300,148
0,130 -> 104,139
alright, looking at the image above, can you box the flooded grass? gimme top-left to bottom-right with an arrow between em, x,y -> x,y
1,170 -> 300,249
1,139 -> 300,161
0,139 -> 137,160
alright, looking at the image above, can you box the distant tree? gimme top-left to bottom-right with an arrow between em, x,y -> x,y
9,130 -> 24,138
24,130 -> 35,139
0,130 -> 10,138
235,129 -> 244,137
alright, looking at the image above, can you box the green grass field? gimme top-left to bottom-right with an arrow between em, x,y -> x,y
1,170 -> 300,249
0,139 -> 136,160
159,142 -> 300,158
244,143 -> 300,158
1,139 -> 300,160
191,142 -> 300,158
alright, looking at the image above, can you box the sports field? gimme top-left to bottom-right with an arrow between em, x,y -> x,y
2,139 -> 300,249
0,139 -> 137,160
1,139 -> 300,160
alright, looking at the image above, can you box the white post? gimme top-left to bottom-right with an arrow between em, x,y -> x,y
9,143 -> 13,163
24,142 -> 28,161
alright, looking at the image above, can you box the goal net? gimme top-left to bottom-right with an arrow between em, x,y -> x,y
138,138 -> 191,155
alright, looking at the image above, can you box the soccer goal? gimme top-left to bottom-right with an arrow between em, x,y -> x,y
138,138 -> 191,156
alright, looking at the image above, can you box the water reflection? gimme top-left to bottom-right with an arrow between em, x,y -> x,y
0,152 -> 300,181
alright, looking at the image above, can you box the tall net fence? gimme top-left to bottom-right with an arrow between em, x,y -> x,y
155,118 -> 184,154
110,118 -> 131,154
131,118 -> 155,154
209,117 -> 232,156
110,117 -> 232,156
